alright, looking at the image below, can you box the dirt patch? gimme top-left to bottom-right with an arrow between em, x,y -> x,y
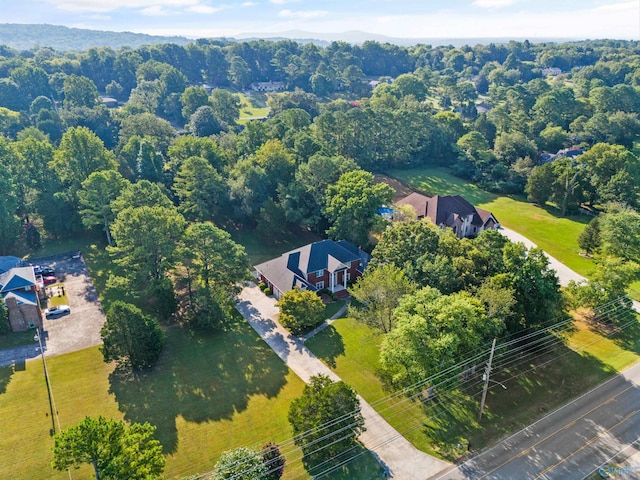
374,174 -> 414,201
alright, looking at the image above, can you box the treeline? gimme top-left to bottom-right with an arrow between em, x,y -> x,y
0,38 -> 639,257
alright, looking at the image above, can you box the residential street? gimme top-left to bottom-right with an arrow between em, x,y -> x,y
430,361 -> 640,480
424,228 -> 640,479
236,284 -> 450,479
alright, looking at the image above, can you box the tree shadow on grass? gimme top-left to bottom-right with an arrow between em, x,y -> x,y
108,318 -> 289,454
421,341 -> 619,462
611,316 -> 640,355
305,443 -> 385,480
305,325 -> 345,368
0,364 -> 15,395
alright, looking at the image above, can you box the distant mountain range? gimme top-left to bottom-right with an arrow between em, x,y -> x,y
0,24 -> 191,51
0,23 -> 574,52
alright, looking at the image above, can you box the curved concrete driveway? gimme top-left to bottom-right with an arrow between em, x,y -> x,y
499,227 -> 585,286
236,285 -> 450,479
500,227 -> 640,312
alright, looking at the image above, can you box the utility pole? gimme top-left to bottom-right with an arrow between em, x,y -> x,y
478,337 -> 497,423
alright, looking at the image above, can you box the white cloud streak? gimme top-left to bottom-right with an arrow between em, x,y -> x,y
472,0 -> 516,8
140,5 -> 172,16
43,0 -> 200,12
186,4 -> 223,13
278,9 -> 327,19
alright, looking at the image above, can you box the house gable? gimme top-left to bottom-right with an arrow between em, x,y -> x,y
255,239 -> 370,298
0,267 -> 36,293
396,193 -> 499,238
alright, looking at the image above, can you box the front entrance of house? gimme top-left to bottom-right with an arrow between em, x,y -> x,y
329,269 -> 350,293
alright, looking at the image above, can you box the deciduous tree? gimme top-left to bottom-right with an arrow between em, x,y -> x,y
288,374 -> 364,465
110,205 -> 186,283
324,170 -> 393,247
52,416 -> 165,480
101,301 -> 165,370
52,126 -> 118,193
348,264 -> 415,333
213,447 -> 267,480
380,287 -> 503,389
600,207 -> 640,262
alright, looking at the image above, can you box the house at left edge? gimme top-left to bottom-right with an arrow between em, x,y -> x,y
255,240 -> 370,300
0,256 -> 43,331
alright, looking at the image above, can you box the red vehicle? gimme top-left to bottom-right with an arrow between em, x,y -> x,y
43,276 -> 57,285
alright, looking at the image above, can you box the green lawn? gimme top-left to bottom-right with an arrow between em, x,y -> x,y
1,230 -> 384,479
389,166 -> 595,277
306,316 -> 640,461
237,91 -> 269,124
230,226 -> 322,266
324,300 -> 347,319
0,317 -> 310,480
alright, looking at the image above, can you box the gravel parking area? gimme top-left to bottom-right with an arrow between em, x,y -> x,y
0,253 -> 106,367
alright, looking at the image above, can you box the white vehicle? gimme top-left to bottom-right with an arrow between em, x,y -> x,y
45,305 -> 71,318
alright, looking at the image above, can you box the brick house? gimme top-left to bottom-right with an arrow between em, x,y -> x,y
255,240 -> 370,300
396,193 -> 499,239
0,266 -> 43,331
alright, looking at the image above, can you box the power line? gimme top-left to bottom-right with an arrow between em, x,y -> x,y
179,295 -> 638,479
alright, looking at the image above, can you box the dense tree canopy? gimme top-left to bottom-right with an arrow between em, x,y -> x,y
52,416 -> 165,480
288,374 -> 364,465
324,170 -> 393,247
101,301 -> 166,370
380,287 -> 503,389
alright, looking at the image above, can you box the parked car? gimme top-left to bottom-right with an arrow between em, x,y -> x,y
43,276 -> 57,285
41,266 -> 55,276
45,305 -> 70,318
33,265 -> 42,276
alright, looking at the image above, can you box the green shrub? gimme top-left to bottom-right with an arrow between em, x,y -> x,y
258,282 -> 267,290
276,288 -> 325,334
264,288 -> 272,296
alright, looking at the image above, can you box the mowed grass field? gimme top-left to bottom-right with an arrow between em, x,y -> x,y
1,232 -> 383,479
237,91 -> 269,124
0,318 -> 308,480
307,315 -> 640,461
389,166 -> 595,277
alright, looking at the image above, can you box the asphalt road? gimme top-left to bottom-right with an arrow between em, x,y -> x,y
430,361 -> 640,480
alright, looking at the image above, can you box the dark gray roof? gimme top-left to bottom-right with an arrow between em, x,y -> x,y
255,240 -> 369,295
397,193 -> 498,229
0,256 -> 21,275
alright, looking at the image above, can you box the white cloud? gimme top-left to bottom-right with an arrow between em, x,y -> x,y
278,9 -> 327,19
43,0 -> 199,12
140,5 -> 172,15
472,0 -> 516,7
270,0 -> 299,4
186,4 -> 223,13
240,1 -> 257,5
371,1 -> 639,39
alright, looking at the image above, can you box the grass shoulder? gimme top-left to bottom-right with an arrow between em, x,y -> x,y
306,315 -> 640,461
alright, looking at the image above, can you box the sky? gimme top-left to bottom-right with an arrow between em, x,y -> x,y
1,0 -> 639,40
